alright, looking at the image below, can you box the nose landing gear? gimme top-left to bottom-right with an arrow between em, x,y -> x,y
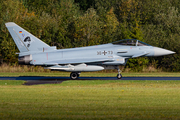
116,66 -> 122,79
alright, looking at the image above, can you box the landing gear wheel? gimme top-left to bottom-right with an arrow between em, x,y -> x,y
116,66 -> 122,79
117,74 -> 122,79
70,72 -> 79,80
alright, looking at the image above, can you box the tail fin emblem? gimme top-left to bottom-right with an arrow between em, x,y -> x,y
24,36 -> 31,47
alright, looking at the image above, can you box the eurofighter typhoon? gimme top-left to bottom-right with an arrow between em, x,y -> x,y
5,22 -> 175,79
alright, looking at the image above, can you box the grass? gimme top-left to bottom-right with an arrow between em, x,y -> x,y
0,80 -> 180,119
0,71 -> 180,77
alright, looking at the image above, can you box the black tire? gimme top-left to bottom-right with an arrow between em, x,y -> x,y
117,74 -> 122,79
70,72 -> 79,80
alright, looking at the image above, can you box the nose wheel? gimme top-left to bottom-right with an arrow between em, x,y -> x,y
117,74 -> 122,79
70,72 -> 80,80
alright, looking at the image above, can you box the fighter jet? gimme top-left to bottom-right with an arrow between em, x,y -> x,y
5,22 -> 175,79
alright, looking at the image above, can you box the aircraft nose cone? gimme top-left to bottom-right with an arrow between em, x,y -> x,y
154,47 -> 175,56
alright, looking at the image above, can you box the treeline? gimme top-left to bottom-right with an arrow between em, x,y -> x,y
0,0 -> 179,71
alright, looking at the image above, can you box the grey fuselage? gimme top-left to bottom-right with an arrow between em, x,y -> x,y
29,43 -> 154,66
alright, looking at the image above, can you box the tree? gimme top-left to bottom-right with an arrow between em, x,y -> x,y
72,8 -> 102,47
0,0 -> 29,63
101,7 -> 119,43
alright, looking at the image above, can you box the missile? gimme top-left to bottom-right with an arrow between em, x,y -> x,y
45,64 -> 104,72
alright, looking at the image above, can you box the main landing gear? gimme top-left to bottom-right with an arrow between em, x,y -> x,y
116,66 -> 122,79
70,66 -> 122,79
70,72 -> 80,80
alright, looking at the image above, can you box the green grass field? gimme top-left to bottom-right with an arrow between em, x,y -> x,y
0,80 -> 180,120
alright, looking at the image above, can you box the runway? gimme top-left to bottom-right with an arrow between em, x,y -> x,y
1,76 -> 180,85
1,76 -> 180,80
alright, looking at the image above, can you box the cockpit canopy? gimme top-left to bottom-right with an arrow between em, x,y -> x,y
112,39 -> 151,46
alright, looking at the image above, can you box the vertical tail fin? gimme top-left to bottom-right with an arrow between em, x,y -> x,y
5,22 -> 56,53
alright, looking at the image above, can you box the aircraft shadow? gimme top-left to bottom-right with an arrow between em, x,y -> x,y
0,76 -> 118,85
